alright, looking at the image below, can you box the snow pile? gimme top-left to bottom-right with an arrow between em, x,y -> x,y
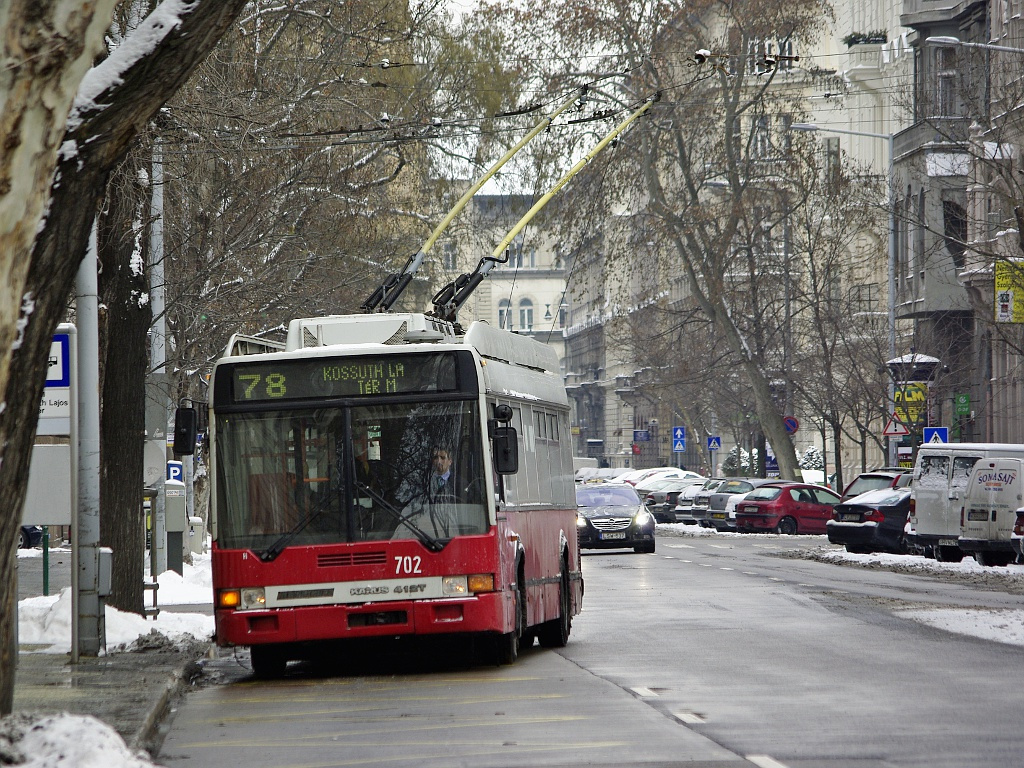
2,713 -> 156,768
16,552 -> 214,655
3,552 -> 215,767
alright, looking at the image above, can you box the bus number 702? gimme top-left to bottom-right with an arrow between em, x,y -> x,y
395,555 -> 422,575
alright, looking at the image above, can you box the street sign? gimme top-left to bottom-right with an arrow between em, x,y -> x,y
673,439 -> 686,452
167,460 -> 184,482
882,413 -> 910,436
707,436 -> 721,451
673,426 -> 685,440
38,326 -> 76,437
924,427 -> 948,444
633,429 -> 650,442
46,333 -> 71,387
955,393 -> 970,416
783,416 -> 799,434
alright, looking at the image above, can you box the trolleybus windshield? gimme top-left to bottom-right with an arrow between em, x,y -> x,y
214,399 -> 488,554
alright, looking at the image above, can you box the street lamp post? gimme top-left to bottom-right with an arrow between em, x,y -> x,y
790,122 -> 897,464
925,35 -> 1024,54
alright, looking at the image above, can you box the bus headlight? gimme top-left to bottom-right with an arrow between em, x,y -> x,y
442,576 -> 468,596
442,574 -> 495,595
217,587 -> 266,610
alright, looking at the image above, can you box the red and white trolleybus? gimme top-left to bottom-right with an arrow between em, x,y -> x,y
206,312 -> 582,676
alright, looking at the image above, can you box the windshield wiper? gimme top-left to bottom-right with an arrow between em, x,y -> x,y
258,494 -> 334,562
356,481 -> 448,552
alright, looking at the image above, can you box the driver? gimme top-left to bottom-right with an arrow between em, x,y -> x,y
392,445 -> 459,539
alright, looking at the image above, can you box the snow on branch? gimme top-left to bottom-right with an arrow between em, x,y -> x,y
68,0 -> 196,131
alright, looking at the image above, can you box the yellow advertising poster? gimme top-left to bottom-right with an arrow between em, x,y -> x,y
894,382 -> 928,427
994,260 -> 1024,323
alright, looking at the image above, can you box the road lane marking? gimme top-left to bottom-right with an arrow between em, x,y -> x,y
719,567 -> 734,571
672,711 -> 706,724
746,755 -> 791,768
630,686 -> 659,697
666,543 -> 695,549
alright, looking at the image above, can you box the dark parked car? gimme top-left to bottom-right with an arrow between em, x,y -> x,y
706,478 -> 778,531
840,470 -> 911,502
826,487 -> 913,554
19,525 -> 43,549
576,483 -> 656,553
643,478 -> 704,523
735,482 -> 841,534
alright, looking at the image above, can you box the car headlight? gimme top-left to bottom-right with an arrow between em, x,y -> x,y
634,510 -> 653,526
577,514 -> 588,527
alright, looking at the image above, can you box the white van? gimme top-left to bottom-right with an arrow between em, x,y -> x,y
959,457 -> 1024,567
910,443 -> 1024,561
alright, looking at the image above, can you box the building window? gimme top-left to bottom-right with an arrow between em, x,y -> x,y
935,46 -> 959,117
498,299 -> 510,329
518,299 -> 534,331
850,283 -> 877,313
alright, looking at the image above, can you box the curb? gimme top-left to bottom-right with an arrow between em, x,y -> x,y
130,644 -> 210,755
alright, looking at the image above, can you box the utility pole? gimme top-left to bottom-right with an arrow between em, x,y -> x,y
74,223 -> 102,659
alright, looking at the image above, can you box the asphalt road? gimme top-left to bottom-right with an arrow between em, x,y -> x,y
156,530 -> 1024,767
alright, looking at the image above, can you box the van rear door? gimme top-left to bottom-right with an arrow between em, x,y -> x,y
963,458 -> 1023,543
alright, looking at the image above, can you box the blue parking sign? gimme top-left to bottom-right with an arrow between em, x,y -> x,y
167,460 -> 184,482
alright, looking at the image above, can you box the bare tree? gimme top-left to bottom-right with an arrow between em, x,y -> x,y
0,0 -> 249,715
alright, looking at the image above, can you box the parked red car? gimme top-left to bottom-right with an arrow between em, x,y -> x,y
735,482 -> 841,534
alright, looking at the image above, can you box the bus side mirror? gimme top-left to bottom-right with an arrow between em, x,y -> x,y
492,426 -> 519,475
173,407 -> 198,456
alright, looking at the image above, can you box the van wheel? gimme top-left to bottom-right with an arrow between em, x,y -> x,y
775,517 -> 798,535
976,551 -> 1012,567
935,545 -> 964,563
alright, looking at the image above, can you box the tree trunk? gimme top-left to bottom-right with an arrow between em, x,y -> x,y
98,148 -> 152,615
0,0 -> 120,716
0,0 -> 249,715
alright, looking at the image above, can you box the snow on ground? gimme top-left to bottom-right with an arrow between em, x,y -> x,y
7,549 -> 215,768
16,549 -> 214,655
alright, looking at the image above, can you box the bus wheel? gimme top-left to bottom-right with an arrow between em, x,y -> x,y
537,564 -> 572,648
492,578 -> 526,665
250,645 -> 287,678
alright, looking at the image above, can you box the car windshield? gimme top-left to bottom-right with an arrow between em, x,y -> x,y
844,488 -> 911,507
721,480 -> 754,493
577,486 -> 640,507
744,487 -> 783,501
845,475 -> 898,496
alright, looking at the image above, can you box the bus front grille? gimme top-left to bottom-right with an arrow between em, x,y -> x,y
318,551 -> 388,568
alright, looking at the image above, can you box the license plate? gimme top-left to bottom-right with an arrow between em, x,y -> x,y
939,538 -> 958,546
740,505 -> 756,513
712,512 -> 726,519
838,513 -> 860,522
968,510 -> 989,522
600,532 -> 627,540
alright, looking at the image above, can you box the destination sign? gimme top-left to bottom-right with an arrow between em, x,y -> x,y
229,353 -> 459,402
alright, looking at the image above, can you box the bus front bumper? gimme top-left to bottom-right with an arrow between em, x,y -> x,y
215,591 -> 507,647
